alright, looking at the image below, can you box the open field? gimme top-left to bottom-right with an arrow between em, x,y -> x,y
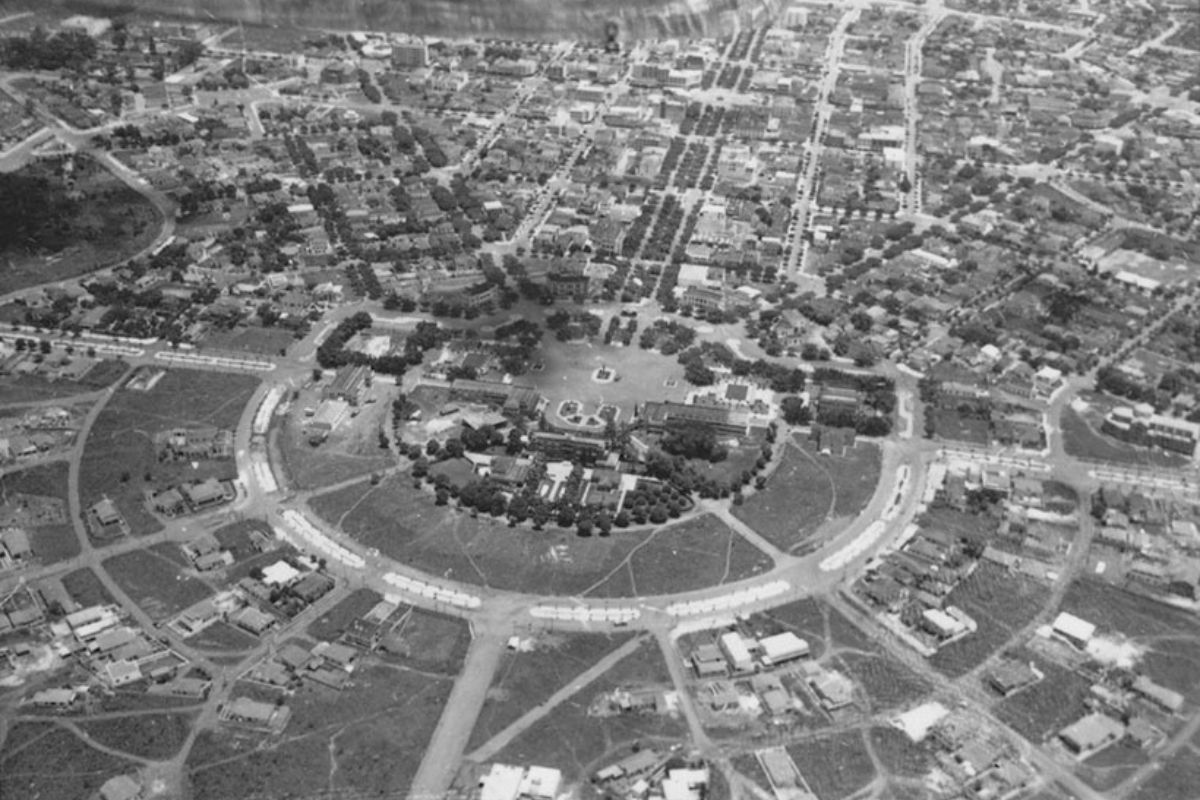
493,637 -> 683,782
0,154 -> 164,296
273,379 -> 394,491
310,475 -> 771,596
469,632 -> 637,751
103,548 -> 214,622
187,663 -> 451,799
78,711 -> 198,760
786,730 -> 876,800
929,563 -> 1052,678
0,359 -> 129,404
80,368 -> 260,538
733,439 -> 880,553
1060,405 -> 1189,469
0,460 -> 78,564
994,648 -> 1092,742
61,567 -> 115,608
0,722 -> 137,800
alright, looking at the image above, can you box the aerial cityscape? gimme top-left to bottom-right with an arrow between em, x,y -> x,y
0,1 -> 1198,799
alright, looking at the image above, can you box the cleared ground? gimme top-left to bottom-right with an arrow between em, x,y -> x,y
309,475 -> 772,596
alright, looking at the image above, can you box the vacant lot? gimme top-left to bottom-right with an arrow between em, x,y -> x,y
80,368 -> 260,538
187,664 -> 450,799
310,476 -> 771,596
787,730 -> 876,800
733,439 -> 880,552
1078,741 -> 1149,793
61,567 -> 114,608
929,563 -> 1051,678
186,621 -> 259,652
213,518 -> 276,562
469,632 -> 638,752
78,711 -> 197,760
493,638 -> 682,782
837,651 -> 931,712
0,460 -> 78,564
928,407 -> 990,445
104,548 -> 214,622
385,607 -> 472,675
1061,406 -> 1188,469
203,325 -> 296,356
994,648 -> 1092,742
869,726 -> 935,779
0,722 -> 137,800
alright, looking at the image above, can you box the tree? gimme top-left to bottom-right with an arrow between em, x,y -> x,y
779,396 -> 812,425
444,438 -> 464,459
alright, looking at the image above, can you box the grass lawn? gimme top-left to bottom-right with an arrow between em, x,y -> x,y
310,475 -> 772,596
786,730 -> 876,800
1061,406 -> 1188,469
61,567 -> 114,608
103,548 -> 214,622
79,368 -> 260,538
78,711 -> 197,760
733,439 -> 880,553
188,664 -> 451,800
468,632 -> 637,752
0,460 -> 78,564
994,648 -> 1092,742
0,722 -> 137,800
928,563 -> 1051,678
494,637 -> 683,782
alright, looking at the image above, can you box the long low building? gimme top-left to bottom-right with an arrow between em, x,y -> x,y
638,400 -> 752,437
